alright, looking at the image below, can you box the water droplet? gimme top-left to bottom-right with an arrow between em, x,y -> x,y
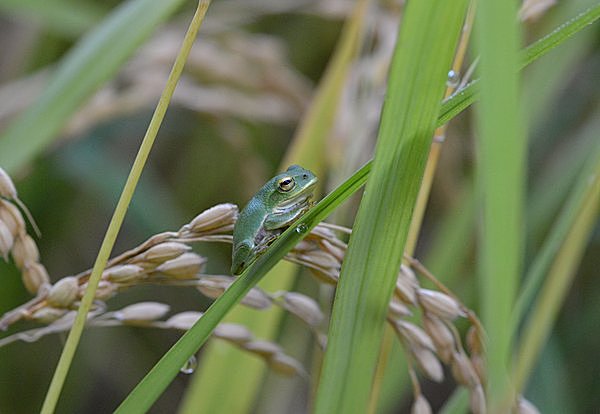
180,355 -> 197,374
447,70 -> 460,88
295,224 -> 308,234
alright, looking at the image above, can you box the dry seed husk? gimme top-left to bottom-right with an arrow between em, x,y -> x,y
115,302 -> 171,322
11,233 -> 39,268
22,261 -> 50,294
91,280 -> 118,301
299,250 -> 340,270
451,351 -> 479,387
320,239 -> 345,262
186,203 -> 238,233
269,353 -> 304,377
400,264 -> 417,282
292,239 -> 315,252
166,311 -> 203,330
470,385 -> 486,414
417,289 -> 465,320
103,264 -> 146,283
423,314 -> 455,363
395,321 -> 436,351
155,252 -> 206,279
31,307 -> 68,323
471,353 -> 486,384
0,167 -> 17,199
47,276 -> 79,308
213,323 -> 253,344
198,277 -> 271,309
243,340 -> 282,357
306,226 -> 336,242
412,347 -> 444,382
395,270 -> 418,305
197,280 -> 226,299
388,298 -> 412,318
411,395 -> 432,414
142,242 -> 191,263
307,268 -> 339,285
241,288 -> 272,309
279,292 -> 324,326
0,220 -> 14,259
0,199 -> 25,235
519,0 -> 557,22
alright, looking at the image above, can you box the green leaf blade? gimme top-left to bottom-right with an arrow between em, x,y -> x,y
475,0 -> 526,409
313,1 -> 469,413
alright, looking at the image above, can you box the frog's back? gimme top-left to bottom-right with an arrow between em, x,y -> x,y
233,196 -> 268,248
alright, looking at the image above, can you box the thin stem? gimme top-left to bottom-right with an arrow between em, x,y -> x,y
39,2 -> 211,413
404,0 -> 477,255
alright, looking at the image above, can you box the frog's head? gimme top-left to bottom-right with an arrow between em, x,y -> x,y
265,165 -> 318,211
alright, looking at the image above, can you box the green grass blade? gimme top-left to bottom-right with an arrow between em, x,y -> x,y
313,1 -> 468,413
114,6 -> 598,409
475,0 -> 525,410
437,2 -> 600,128
522,3 -> 600,68
39,3 -> 211,413
0,0 -> 187,174
512,134 -> 600,394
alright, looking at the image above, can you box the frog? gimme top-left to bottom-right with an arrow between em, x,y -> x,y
231,165 -> 318,275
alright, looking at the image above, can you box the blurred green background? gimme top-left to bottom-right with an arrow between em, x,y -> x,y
0,0 -> 598,413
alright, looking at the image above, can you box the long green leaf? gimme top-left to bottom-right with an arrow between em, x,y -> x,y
476,0 -> 527,412
0,0 -> 187,174
475,0 -> 525,409
313,1 -> 468,412
113,6 -> 600,410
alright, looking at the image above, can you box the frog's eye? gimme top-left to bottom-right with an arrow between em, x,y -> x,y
277,176 -> 295,192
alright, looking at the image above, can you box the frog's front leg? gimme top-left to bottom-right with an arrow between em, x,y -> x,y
263,207 -> 308,231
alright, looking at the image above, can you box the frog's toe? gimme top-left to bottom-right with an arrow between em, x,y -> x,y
231,242 -> 252,275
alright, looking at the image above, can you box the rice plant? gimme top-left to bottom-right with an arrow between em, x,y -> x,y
0,0 -> 598,412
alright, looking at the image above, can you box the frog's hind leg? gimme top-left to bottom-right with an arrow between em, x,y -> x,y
254,226 -> 283,250
231,241 -> 253,275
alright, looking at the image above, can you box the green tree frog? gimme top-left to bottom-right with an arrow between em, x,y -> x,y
231,165 -> 318,275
